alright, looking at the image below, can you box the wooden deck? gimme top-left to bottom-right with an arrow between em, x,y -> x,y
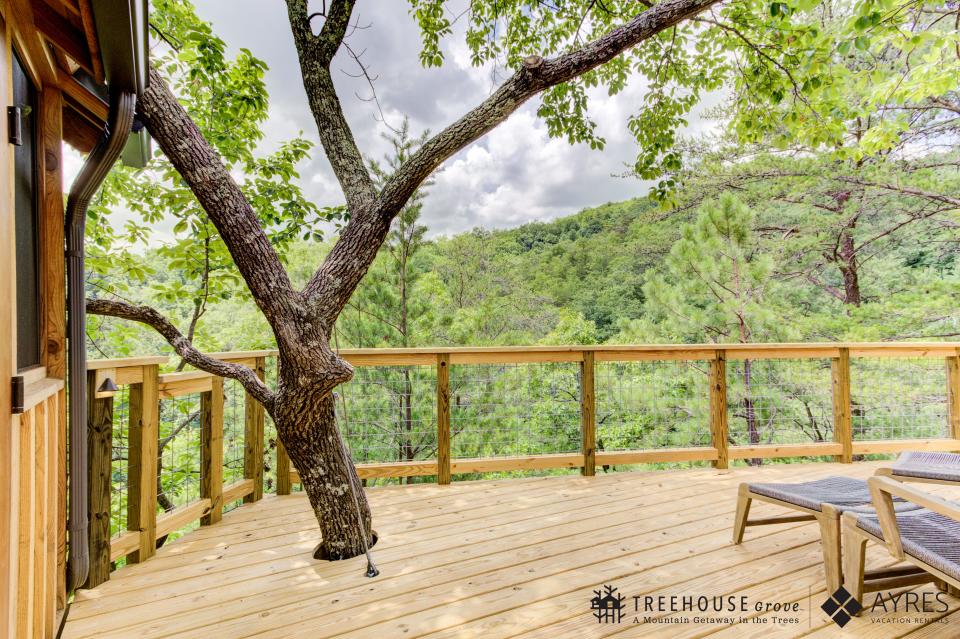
62,462 -> 960,638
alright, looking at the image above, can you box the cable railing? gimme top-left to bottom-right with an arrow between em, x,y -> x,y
85,342 -> 960,583
84,353 -> 267,587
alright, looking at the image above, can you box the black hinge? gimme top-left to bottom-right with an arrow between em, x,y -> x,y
11,376 -> 24,414
7,106 -> 22,146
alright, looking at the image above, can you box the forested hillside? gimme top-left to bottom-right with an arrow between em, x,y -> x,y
87,182 -> 960,358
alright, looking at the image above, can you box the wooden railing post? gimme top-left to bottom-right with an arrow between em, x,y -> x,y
85,371 -> 113,587
832,348 -> 853,463
947,353 -> 960,440
127,364 -> 159,563
201,377 -> 224,525
276,441 -> 292,495
580,351 -> 596,476
244,357 -> 266,503
436,353 -> 451,485
709,350 -> 729,469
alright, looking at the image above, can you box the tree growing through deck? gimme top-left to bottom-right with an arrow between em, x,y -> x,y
85,0 -> 954,559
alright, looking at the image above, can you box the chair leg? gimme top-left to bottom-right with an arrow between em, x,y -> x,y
733,484 -> 752,544
843,523 -> 869,608
818,511 -> 842,593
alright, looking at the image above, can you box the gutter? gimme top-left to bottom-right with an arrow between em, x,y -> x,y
64,88 -> 136,593
63,0 -> 148,597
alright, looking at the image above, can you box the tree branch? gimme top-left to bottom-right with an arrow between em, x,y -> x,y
304,0 -> 721,321
286,0 -> 376,212
137,68 -> 297,327
832,176 -> 960,208
379,0 -> 719,215
87,298 -> 275,411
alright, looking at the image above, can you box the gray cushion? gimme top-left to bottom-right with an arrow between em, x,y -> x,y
856,508 -> 960,581
748,476 -> 920,514
892,452 -> 960,483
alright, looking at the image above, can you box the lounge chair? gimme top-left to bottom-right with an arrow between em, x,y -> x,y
733,477 -> 921,591
842,476 -> 960,603
875,451 -> 960,485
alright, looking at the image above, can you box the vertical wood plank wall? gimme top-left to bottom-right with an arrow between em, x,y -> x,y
1,15 -> 69,638
15,391 -> 63,639
0,14 -> 17,638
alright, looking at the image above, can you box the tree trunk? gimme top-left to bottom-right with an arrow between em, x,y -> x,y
837,231 -> 861,306
273,386 -> 374,560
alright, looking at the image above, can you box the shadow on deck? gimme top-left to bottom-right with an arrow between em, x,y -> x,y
62,462 -> 960,638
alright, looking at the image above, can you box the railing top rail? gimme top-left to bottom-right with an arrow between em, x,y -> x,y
331,342 -> 960,355
86,355 -> 168,370
84,342 -> 960,371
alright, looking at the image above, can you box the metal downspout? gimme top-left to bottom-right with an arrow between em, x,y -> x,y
65,90 -> 136,592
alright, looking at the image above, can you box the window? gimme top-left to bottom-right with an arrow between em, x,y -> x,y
13,52 -> 40,370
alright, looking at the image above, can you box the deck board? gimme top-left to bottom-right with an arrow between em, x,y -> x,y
62,462 -> 960,638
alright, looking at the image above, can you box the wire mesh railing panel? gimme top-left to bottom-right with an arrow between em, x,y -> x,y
595,359 -> 711,451
223,378 -> 246,512
851,357 -> 949,441
449,362 -> 581,458
336,365 -> 438,464
158,394 -> 202,538
727,358 -> 834,446
110,385 -> 130,539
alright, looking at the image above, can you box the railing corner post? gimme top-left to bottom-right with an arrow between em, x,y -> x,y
580,351 -> 596,477
276,440 -> 292,495
201,376 -> 224,525
710,350 -> 729,470
244,357 -> 266,503
436,353 -> 451,485
947,352 -> 960,441
127,364 -> 159,563
85,370 -> 114,586
832,348 -> 853,463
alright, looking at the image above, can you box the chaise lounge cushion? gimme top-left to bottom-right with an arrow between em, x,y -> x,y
748,476 -> 920,514
855,508 -> 960,581
892,452 -> 960,483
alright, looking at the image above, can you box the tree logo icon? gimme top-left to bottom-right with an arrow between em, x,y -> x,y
590,585 -> 626,624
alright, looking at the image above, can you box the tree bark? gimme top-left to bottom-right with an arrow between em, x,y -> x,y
272,384 -> 373,560
837,230 -> 862,306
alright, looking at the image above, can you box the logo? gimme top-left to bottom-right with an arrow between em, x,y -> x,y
591,585 -> 626,624
821,587 -> 862,628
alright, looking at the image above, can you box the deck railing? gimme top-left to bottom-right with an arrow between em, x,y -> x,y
83,342 -> 960,584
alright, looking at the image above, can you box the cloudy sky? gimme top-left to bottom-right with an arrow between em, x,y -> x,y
156,2 -> 721,237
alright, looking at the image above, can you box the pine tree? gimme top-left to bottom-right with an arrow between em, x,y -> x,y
644,194 -> 781,463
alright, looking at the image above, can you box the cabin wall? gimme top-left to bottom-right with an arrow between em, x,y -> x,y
1,4 -> 69,637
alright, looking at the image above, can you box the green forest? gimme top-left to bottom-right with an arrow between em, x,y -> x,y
87,0 -> 960,517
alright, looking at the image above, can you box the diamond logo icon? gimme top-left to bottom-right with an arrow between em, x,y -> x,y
821,587 -> 862,628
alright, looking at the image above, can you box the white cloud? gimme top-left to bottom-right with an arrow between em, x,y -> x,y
183,2 -> 723,235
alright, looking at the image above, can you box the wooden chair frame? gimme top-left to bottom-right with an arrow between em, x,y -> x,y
733,483 -> 844,592
842,476 -> 960,606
